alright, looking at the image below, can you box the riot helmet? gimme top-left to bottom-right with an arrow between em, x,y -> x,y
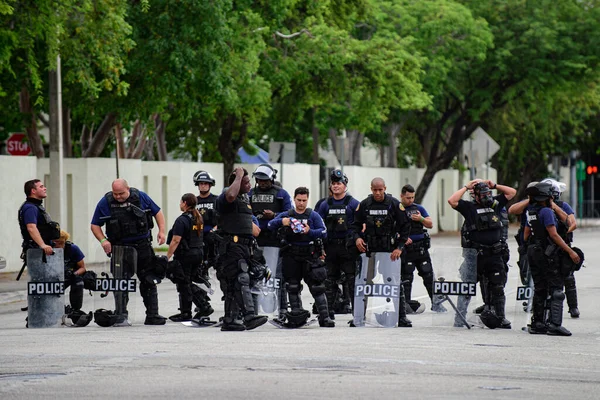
541,178 -> 567,201
473,182 -> 494,207
193,170 -> 216,186
330,169 -> 348,185
525,181 -> 553,202
252,164 -> 277,183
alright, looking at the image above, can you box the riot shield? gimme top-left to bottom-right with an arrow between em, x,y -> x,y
429,247 -> 481,328
252,246 -> 283,316
353,253 -> 401,328
513,262 -> 534,332
93,245 -> 138,326
27,248 -> 64,328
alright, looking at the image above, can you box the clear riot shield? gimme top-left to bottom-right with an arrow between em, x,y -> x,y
27,248 -> 64,328
93,245 -> 138,326
429,247 -> 481,328
353,253 -> 401,328
252,246 -> 283,316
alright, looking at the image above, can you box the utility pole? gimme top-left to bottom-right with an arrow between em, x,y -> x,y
48,54 -> 65,228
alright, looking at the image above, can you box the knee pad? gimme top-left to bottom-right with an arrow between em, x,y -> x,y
551,289 -> 565,301
236,272 -> 250,287
421,272 -> 434,286
564,274 -> 576,289
286,281 -> 302,294
310,283 -> 326,297
401,273 -> 414,283
238,259 -> 249,272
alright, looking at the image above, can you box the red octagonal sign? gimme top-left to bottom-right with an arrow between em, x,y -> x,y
6,133 -> 31,156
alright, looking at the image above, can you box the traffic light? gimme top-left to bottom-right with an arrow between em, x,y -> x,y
587,165 -> 598,175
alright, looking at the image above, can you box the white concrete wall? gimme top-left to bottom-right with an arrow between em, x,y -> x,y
0,155 -> 495,272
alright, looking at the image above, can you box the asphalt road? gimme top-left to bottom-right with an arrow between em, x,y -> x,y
1,229 -> 599,399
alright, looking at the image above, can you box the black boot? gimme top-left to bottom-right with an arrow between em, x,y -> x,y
565,278 -> 579,318
397,285 -> 412,327
546,290 -> 570,336
314,293 -> 335,328
169,312 -> 193,322
142,284 -> 166,325
221,294 -> 245,331
494,296 -> 511,329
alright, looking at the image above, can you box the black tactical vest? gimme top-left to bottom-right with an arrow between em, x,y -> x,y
466,204 -> 503,233
284,208 -> 312,244
219,194 -> 254,236
325,196 -> 352,233
526,205 -> 550,245
175,212 -> 203,258
196,194 -> 218,227
18,198 -> 60,245
405,204 -> 425,236
250,186 -> 283,217
364,195 -> 395,237
104,188 -> 153,242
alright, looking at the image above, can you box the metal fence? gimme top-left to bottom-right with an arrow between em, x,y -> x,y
577,201 -> 600,219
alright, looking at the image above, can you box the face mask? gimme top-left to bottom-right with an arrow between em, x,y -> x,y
480,193 -> 494,207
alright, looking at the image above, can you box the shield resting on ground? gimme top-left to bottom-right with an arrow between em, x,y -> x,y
353,252 -> 401,327
27,248 -> 64,328
93,245 -> 138,325
429,247 -> 480,328
252,246 -> 283,316
512,255 -> 534,332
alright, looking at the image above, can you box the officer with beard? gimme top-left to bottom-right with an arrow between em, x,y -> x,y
192,170 -> 218,318
448,180 -> 516,329
541,178 -> 580,318
91,179 -> 167,325
399,184 -> 446,314
317,169 -> 360,319
249,164 -> 292,247
216,167 -> 268,331
352,178 -> 412,327
268,187 -> 334,328
524,182 -> 580,336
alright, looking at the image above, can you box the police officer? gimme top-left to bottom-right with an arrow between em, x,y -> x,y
268,187 -> 334,327
448,179 -> 516,329
541,178 -> 580,318
166,194 -> 204,322
216,167 -> 268,331
524,182 -> 580,336
317,169 -> 360,318
18,179 -> 60,258
249,164 -> 292,247
90,179 -> 167,325
399,184 -> 446,313
53,230 -> 86,315
352,177 -> 412,327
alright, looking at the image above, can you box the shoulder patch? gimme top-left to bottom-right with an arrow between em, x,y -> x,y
399,203 -> 405,211
355,204 -> 360,211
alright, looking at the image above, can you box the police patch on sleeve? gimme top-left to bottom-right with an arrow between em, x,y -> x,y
355,204 -> 360,211
399,203 -> 405,211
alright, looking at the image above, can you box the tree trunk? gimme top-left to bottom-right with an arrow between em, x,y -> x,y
385,123 -> 401,168
145,137 -> 155,161
414,117 -> 478,204
153,114 -> 167,161
346,129 -> 363,166
131,123 -> 148,159
311,107 -> 319,164
379,144 -> 386,167
83,112 -> 117,157
126,120 -> 141,159
218,115 -> 248,178
114,123 -> 126,159
328,128 -> 340,164
19,86 -> 44,158
62,108 -> 72,157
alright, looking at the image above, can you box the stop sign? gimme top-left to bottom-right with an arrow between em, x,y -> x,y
6,133 -> 31,156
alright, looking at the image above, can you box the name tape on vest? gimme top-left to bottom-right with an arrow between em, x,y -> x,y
433,281 -> 476,296
28,282 -> 65,295
355,284 -> 400,298
252,194 -> 274,203
516,286 -> 534,301
368,210 -> 388,216
95,278 -> 137,292
328,209 -> 346,215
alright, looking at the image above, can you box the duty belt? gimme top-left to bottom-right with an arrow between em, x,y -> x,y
286,245 -> 315,256
472,241 -> 504,255
327,238 -> 347,245
224,234 -> 256,247
405,238 -> 430,253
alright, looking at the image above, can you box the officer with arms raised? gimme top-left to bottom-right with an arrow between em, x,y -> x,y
268,187 -> 334,328
90,178 -> 167,325
399,184 -> 446,313
352,178 -> 412,327
216,167 -> 268,331
317,169 -> 360,318
523,182 -> 580,336
448,179 -> 516,329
